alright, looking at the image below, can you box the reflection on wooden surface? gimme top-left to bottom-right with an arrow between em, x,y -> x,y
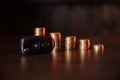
2,36 -> 120,80
21,56 -> 27,72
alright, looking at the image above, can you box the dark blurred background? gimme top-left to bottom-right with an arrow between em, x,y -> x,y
0,0 -> 120,37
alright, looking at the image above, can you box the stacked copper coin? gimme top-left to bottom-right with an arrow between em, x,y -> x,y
50,32 -> 61,48
34,27 -> 46,36
65,36 -> 76,50
93,44 -> 104,53
79,39 -> 90,49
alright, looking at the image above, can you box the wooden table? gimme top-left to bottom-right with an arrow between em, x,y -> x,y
0,36 -> 120,80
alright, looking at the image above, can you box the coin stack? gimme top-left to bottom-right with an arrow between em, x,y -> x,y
79,39 -> 90,49
34,27 -> 46,36
93,44 -> 104,53
50,32 -> 61,48
65,36 -> 76,50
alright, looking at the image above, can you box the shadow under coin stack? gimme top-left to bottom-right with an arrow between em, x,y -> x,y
65,36 -> 76,50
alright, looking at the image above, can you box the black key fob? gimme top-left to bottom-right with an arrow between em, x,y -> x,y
20,36 -> 55,55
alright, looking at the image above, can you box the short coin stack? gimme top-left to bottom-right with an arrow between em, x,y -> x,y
50,32 -> 61,48
34,27 -> 46,36
93,44 -> 104,53
65,36 -> 76,50
79,39 -> 90,49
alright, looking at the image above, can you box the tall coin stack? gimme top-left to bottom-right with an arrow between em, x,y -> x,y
65,36 -> 76,50
34,27 -> 46,36
79,39 -> 90,49
50,32 -> 61,48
